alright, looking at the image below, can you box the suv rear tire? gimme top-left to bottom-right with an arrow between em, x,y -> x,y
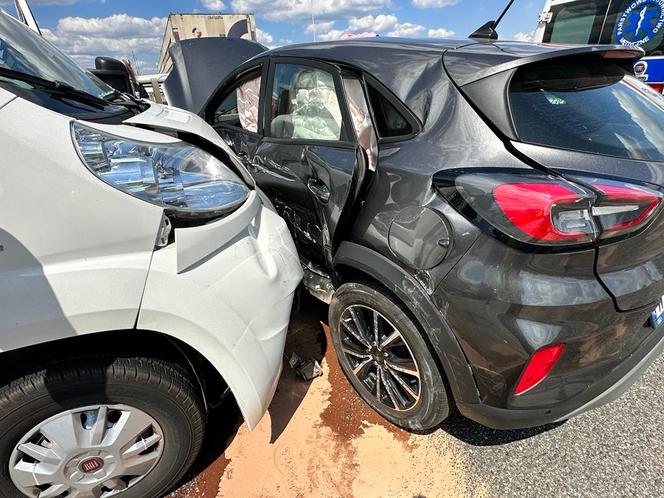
329,282 -> 450,431
0,356 -> 205,498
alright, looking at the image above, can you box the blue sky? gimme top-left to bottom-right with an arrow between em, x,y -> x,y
5,0 -> 541,73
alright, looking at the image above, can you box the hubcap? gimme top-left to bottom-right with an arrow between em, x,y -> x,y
9,404 -> 164,498
339,304 -> 421,411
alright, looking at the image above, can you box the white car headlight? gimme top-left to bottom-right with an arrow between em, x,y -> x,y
72,122 -> 249,217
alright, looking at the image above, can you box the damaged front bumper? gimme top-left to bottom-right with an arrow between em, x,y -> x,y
137,190 -> 302,429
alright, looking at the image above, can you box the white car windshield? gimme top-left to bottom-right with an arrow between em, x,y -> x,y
0,10 -> 114,99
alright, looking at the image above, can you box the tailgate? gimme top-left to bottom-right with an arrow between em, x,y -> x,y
512,143 -> 664,311
448,44 -> 664,312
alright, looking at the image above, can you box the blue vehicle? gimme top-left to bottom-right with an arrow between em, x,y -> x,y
536,0 -> 664,93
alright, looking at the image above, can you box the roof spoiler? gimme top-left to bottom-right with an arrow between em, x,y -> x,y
445,44 -> 645,87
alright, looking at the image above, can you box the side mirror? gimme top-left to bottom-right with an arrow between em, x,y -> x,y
90,56 -> 132,95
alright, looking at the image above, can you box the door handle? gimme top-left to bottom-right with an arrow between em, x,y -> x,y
307,178 -> 331,203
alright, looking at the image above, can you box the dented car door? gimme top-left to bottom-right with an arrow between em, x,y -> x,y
252,59 -> 370,267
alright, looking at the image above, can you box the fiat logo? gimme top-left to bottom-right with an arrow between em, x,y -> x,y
79,456 -> 104,474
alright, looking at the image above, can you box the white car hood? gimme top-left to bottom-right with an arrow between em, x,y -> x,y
124,102 -> 255,187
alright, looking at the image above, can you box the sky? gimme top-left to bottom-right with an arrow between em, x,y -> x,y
2,0 -> 541,73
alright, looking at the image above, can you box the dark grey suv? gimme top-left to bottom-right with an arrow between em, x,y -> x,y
168,38 -> 664,431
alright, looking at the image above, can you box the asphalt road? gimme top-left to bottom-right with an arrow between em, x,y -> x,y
170,297 -> 664,498
440,354 -> 664,498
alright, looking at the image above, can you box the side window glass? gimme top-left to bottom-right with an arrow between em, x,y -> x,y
270,63 -> 344,141
367,84 -> 413,138
213,73 -> 261,132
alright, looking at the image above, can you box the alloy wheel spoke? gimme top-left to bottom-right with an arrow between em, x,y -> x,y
380,368 -> 401,410
380,330 -> 403,349
385,358 -> 419,379
89,406 -> 108,447
17,443 -> 61,465
39,412 -> 83,453
386,368 -> 419,401
352,357 -> 373,377
122,451 -> 160,476
70,489 -> 97,498
373,310 -> 381,345
375,366 -> 383,401
349,307 -> 371,345
105,410 -> 154,450
100,477 -> 128,491
37,483 -> 70,498
121,433 -> 162,460
341,317 -> 370,348
11,461 -> 58,487
342,344 -> 371,360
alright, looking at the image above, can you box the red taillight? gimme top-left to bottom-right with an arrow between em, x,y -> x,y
586,180 -> 662,239
437,171 -> 663,248
514,343 -> 566,396
494,183 -> 591,241
647,83 -> 664,94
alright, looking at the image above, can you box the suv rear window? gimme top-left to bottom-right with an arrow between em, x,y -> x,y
509,61 -> 664,162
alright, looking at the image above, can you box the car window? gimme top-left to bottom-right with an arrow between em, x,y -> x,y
213,72 -> 261,132
547,0 -> 607,44
269,63 -> 344,141
366,84 -> 413,138
510,60 -> 664,161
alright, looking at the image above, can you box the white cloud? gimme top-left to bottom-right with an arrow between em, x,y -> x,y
387,22 -> 425,37
56,14 -> 165,37
315,14 -> 430,40
347,14 -> 397,32
306,20 -> 335,34
428,27 -> 455,37
317,29 -> 347,41
412,0 -> 458,7
0,0 -> 90,5
256,27 -> 273,44
201,0 -> 226,9
42,14 -> 166,74
230,0 -> 391,21
514,30 -> 535,42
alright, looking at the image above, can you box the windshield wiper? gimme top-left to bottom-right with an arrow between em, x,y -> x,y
102,88 -> 144,109
0,67 -> 110,107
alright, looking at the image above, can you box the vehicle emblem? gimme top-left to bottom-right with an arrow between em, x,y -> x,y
79,456 -> 104,474
614,0 -> 664,51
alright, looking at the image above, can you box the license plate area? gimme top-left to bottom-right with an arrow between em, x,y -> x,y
652,296 -> 664,328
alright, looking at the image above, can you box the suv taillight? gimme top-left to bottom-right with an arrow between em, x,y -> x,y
435,170 -> 663,248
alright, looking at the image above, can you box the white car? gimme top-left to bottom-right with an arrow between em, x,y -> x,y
0,10 -> 301,498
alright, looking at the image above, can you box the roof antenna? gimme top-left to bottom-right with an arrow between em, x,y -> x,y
469,0 -> 515,41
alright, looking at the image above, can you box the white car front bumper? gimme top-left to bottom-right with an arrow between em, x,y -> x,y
137,191 -> 302,429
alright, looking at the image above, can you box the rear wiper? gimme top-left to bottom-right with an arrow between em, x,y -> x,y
0,67 -> 110,107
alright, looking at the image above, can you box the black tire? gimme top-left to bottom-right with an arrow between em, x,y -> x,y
329,282 -> 450,431
0,356 -> 205,498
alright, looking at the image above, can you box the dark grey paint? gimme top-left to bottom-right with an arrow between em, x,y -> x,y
187,38 -> 664,429
388,207 -> 451,270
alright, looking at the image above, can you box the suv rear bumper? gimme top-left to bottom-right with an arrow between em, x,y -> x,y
457,324 -> 664,430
